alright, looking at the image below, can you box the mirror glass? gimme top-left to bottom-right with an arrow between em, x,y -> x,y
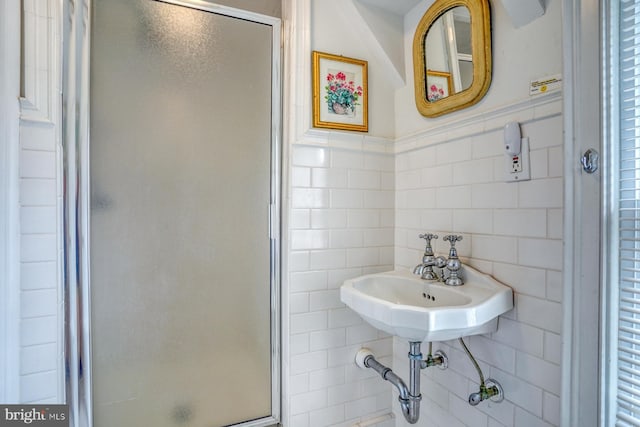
424,6 -> 472,102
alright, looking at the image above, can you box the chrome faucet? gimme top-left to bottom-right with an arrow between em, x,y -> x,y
413,233 -> 446,280
413,233 -> 465,285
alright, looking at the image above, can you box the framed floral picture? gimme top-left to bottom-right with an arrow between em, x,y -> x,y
426,70 -> 452,102
312,51 -> 368,132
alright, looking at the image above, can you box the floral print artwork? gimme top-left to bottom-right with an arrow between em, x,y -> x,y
324,70 -> 363,116
312,51 -> 368,131
428,84 -> 446,102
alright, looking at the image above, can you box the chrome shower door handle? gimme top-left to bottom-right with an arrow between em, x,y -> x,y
581,148 -> 599,174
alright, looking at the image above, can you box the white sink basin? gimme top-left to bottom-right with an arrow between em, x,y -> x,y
340,268 -> 513,342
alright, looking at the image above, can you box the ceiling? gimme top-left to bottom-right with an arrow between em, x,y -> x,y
355,0 -> 422,16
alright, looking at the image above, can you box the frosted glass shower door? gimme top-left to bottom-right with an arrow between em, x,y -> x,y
88,1 -> 278,426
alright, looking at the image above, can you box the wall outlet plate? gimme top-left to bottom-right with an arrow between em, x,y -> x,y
504,137 -> 531,182
511,155 -> 523,172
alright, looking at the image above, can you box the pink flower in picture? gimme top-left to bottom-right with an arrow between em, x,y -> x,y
324,69 -> 361,115
428,83 -> 447,102
426,72 -> 451,103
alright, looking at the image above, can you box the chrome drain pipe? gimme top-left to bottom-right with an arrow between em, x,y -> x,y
405,342 -> 423,424
355,343 -> 447,424
360,354 -> 416,422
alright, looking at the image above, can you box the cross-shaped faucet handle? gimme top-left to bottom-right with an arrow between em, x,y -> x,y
443,235 -> 463,247
419,233 -> 438,243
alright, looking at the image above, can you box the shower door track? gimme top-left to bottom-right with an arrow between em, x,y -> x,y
61,1 -> 282,426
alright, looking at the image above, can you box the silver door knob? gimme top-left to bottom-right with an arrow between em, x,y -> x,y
581,149 -> 599,174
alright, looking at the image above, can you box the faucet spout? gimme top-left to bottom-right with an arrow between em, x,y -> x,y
414,256 -> 446,280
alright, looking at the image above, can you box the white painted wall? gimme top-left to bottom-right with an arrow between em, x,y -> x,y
311,0 -> 398,139
9,0 -> 400,424
283,2 -> 398,426
17,0 -> 64,404
394,109 -> 563,427
0,0 -> 22,405
425,19 -> 450,73
7,0 -> 569,426
397,0 -> 562,137
352,1 -> 406,82
388,0 -> 564,426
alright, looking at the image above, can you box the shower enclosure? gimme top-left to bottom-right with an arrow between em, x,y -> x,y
63,1 -> 281,426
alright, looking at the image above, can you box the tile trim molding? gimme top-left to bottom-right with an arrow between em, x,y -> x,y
394,91 -> 562,154
295,91 -> 561,155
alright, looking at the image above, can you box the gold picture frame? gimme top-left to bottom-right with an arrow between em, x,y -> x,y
312,51 -> 368,132
426,70 -> 453,102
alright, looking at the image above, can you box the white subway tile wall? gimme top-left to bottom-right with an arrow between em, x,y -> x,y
15,3 -> 565,425
16,0 -> 63,404
18,126 -> 61,404
17,111 -> 563,424
289,145 -> 395,426
18,127 -> 61,403
393,113 -> 563,427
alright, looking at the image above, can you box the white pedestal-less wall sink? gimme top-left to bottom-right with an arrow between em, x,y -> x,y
340,267 -> 514,342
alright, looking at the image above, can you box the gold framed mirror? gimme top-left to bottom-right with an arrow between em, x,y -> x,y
413,0 -> 491,118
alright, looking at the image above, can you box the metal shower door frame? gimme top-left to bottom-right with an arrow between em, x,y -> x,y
61,1 -> 282,426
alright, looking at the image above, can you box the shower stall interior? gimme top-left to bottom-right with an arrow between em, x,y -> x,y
63,1 -> 281,426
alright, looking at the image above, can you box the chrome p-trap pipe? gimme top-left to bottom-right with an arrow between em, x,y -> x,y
356,343 -> 447,424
